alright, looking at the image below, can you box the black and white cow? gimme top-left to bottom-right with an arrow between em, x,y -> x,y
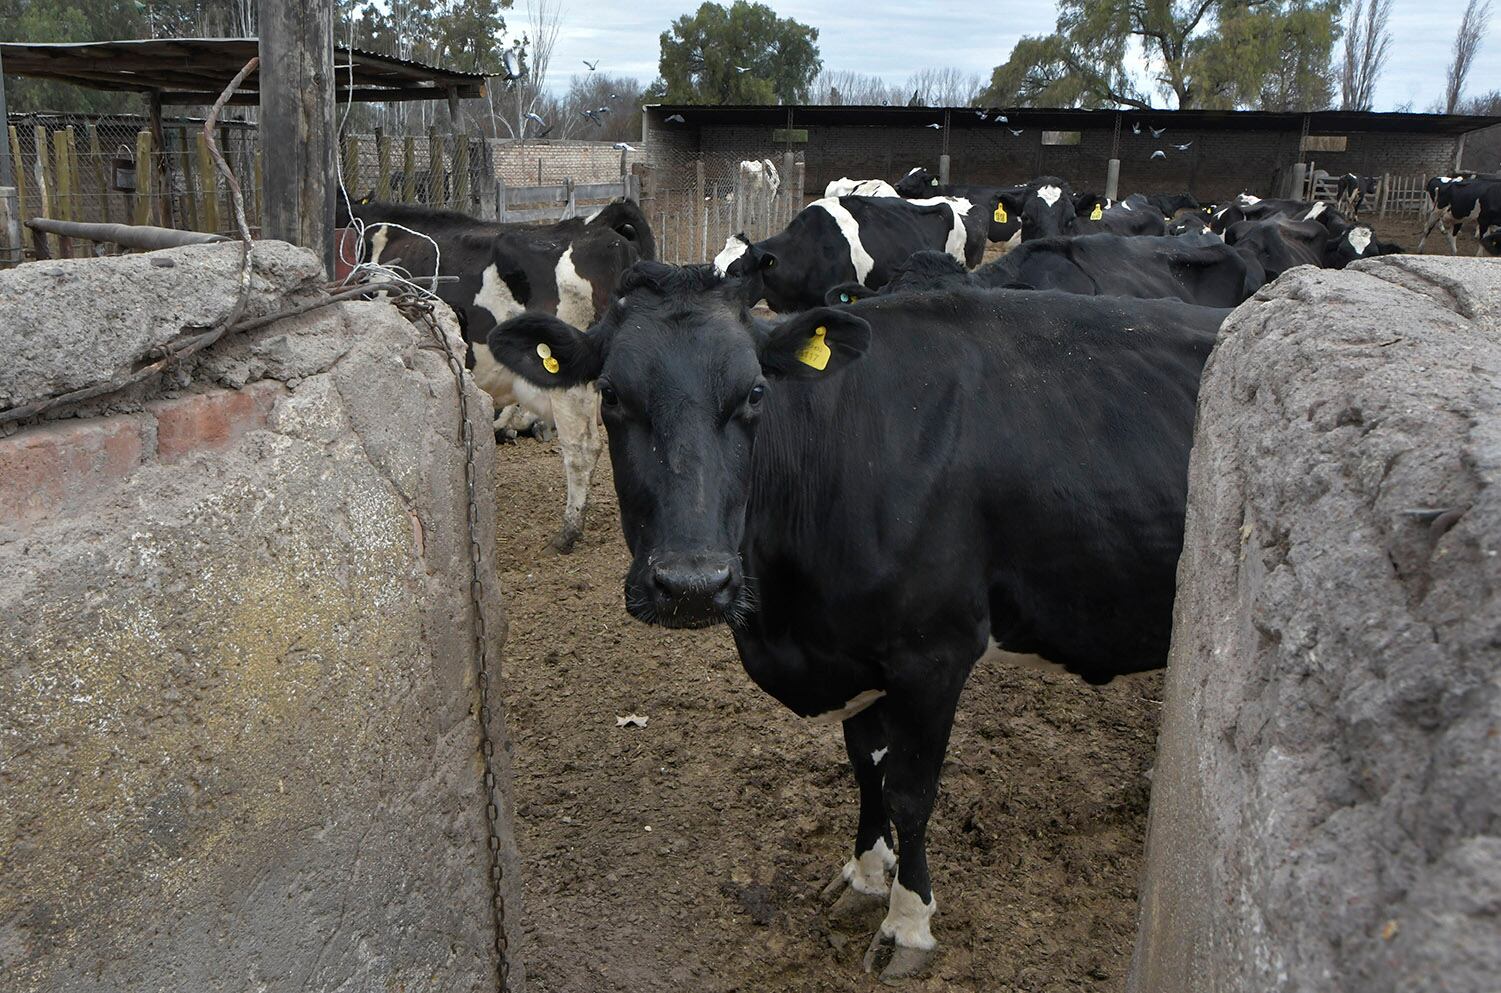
488,262 -> 1224,982
995,176 -> 1076,241
894,167 -> 1023,243
1335,174 -> 1378,217
1166,211 -> 1215,237
1209,195 -> 1340,234
827,233 -> 1264,308
1067,194 -> 1169,237
712,194 -> 985,312
824,177 -> 900,198
1226,216 -> 1402,278
1416,176 -> 1501,255
343,198 -> 654,551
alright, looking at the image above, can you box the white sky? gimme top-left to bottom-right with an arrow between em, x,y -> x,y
534,0 -> 1488,112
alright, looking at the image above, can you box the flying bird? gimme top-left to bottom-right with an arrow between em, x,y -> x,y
582,110 -> 602,126
614,142 -> 636,151
501,49 -> 524,81
583,59 -> 599,71
1151,126 -> 1166,137
665,113 -> 686,123
974,109 -> 988,120
525,112 -> 547,127
1150,149 -> 1166,160
1009,128 -> 1023,136
926,123 -> 942,129
1132,121 -> 1141,134
1173,142 -> 1192,151
995,115 -> 1008,123
596,106 -> 611,115
735,65 -> 751,72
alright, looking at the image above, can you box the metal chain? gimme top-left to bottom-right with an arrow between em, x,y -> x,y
407,301 -> 512,993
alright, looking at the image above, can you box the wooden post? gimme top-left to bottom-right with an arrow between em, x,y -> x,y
454,135 -> 470,211
496,178 -> 507,221
259,0 -> 337,272
34,127 -> 58,257
53,130 -> 74,257
447,87 -> 463,131
134,130 -> 153,226
7,125 -> 30,259
147,92 -> 174,228
694,159 -> 705,256
0,187 -> 18,266
341,132 -> 360,198
196,132 -> 220,234
178,125 -> 200,232
401,135 -> 417,202
427,127 -> 443,205
376,128 -> 391,200
86,124 -> 110,225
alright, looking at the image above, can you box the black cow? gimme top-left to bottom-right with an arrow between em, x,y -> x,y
1417,176 -> 1501,255
1068,195 -> 1168,237
1335,174 -> 1378,217
713,194 -> 986,312
1166,211 -> 1215,237
1142,192 -> 1200,216
995,176 -> 1076,241
343,198 -> 654,552
1227,217 -> 1402,278
828,233 -> 1264,308
1209,195 -> 1336,233
895,167 -> 1023,243
489,263 -> 1224,982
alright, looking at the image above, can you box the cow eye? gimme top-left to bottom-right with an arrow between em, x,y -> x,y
598,383 -> 619,407
747,383 -> 766,406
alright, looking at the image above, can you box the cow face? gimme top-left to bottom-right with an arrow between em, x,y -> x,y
895,167 -> 940,197
489,263 -> 870,628
998,180 -> 1075,240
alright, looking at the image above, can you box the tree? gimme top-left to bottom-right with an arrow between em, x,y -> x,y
658,1 -> 821,104
1338,0 -> 1392,110
979,0 -> 1343,111
1445,0 -> 1494,113
811,70 -> 904,106
906,67 -> 984,107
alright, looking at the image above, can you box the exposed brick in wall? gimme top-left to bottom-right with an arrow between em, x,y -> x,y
0,381 -> 284,525
487,140 -> 643,186
648,120 -> 1463,204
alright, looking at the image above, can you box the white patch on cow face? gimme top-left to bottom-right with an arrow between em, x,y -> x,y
1120,201 -> 1132,211
1036,185 -> 1062,207
808,688 -> 886,724
907,196 -> 972,263
369,224 -> 391,266
880,879 -> 937,950
474,264 -> 525,325
712,235 -> 749,275
582,205 -> 605,222
1238,193 -> 1262,204
812,198 -> 877,285
871,747 -> 888,765
1346,226 -> 1373,255
1303,202 -> 1326,221
841,837 -> 897,896
554,246 -> 595,329
904,166 -> 923,178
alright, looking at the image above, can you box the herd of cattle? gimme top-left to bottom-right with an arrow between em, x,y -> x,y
340,163 -> 1497,983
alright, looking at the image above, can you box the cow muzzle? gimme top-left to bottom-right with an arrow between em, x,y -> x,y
627,553 -> 744,629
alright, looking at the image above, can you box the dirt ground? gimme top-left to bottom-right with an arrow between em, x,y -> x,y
495,438 -> 1164,993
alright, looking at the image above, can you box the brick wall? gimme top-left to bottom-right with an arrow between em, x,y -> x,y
488,139 -> 643,185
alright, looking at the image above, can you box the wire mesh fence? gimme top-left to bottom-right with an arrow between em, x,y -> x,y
638,145 -> 808,264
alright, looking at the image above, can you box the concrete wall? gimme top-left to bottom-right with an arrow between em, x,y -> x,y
0,243 -> 525,992
1128,256 -> 1501,993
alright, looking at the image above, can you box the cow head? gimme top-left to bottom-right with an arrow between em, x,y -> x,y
489,263 -> 869,628
895,167 -> 941,197
1324,225 -> 1403,268
997,177 -> 1075,240
587,199 -> 657,262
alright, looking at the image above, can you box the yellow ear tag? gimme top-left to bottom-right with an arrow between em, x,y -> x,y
994,204 -> 1008,223
543,356 -> 560,374
795,326 -> 831,371
1090,204 -> 1103,220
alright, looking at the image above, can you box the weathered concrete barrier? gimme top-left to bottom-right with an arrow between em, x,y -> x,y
1130,257 -> 1501,993
0,243 -> 525,991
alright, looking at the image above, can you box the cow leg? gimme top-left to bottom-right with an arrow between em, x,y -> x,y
820,705 -> 895,924
1416,212 -> 1441,252
862,673 -> 967,982
549,384 -> 603,553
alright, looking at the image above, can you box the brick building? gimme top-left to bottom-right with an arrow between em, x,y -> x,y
638,104 -> 1499,261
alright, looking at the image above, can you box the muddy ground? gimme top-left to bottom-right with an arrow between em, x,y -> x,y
496,439 -> 1164,993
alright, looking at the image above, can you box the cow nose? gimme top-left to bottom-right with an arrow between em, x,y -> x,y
651,562 -> 733,600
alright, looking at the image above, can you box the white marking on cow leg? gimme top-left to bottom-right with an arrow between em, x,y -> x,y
841,837 -> 897,896
550,384 -> 602,549
880,879 -> 937,950
1035,184 -> 1062,207
809,689 -> 887,725
871,747 -> 888,765
369,225 -> 391,265
813,198 -> 877,284
713,235 -> 749,275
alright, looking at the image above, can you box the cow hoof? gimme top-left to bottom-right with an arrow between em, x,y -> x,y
529,421 -> 556,442
878,944 -> 937,984
550,527 -> 581,554
829,886 -> 885,924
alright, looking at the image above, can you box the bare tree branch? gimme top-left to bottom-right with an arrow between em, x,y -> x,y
1340,0 -> 1392,110
1446,0 -> 1494,113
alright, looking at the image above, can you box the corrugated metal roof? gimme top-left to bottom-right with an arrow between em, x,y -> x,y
646,104 -> 1501,135
1,38 -> 487,104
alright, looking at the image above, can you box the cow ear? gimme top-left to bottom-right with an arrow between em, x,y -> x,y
823,282 -> 867,306
487,312 -> 603,388
760,307 -> 870,380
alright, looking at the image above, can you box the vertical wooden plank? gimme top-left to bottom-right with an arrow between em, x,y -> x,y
177,126 -> 200,231
196,132 -> 220,234
87,124 -> 112,225
147,92 -> 175,228
427,127 -> 443,206
34,127 -> 58,257
253,143 -> 264,230
52,129 -> 73,256
376,128 -> 391,201
454,135 -> 470,211
401,136 -> 417,202
135,129 -> 153,226
66,127 -> 82,251
7,125 -> 31,258
260,0 -> 337,271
